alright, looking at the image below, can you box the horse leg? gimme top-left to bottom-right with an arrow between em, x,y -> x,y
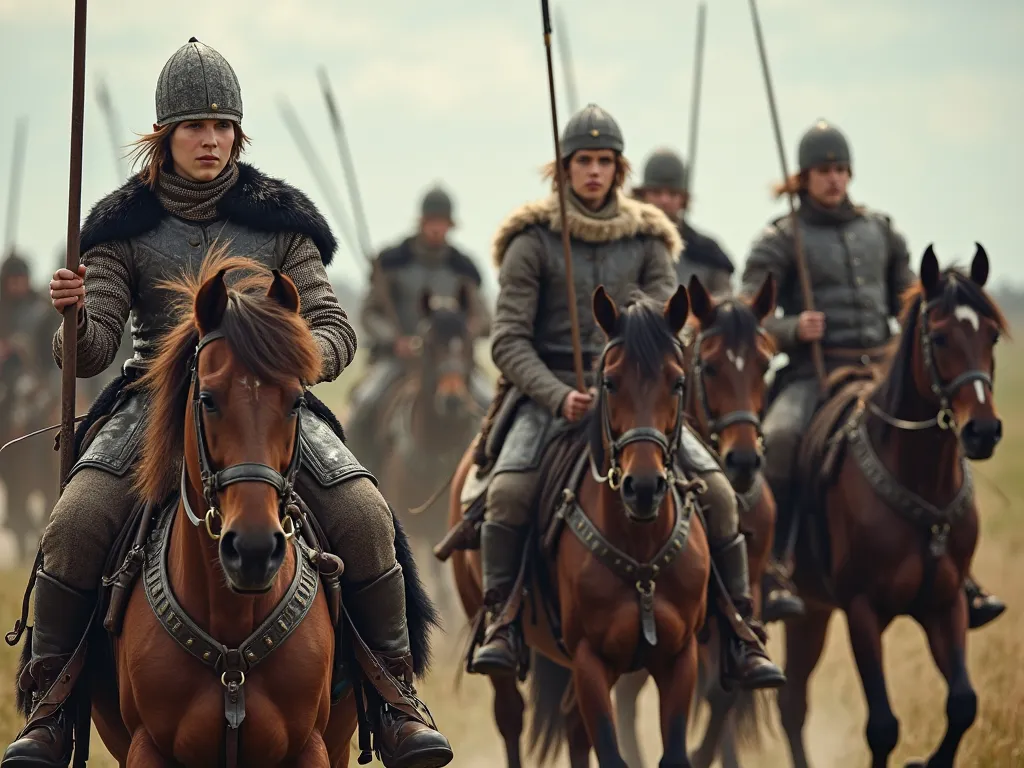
566,704 -> 595,768
651,635 -> 699,768
126,729 -> 172,767
846,596 -> 898,768
689,684 -> 739,768
287,731 -> 331,767
491,674 -> 525,768
573,639 -> 627,767
778,604 -> 833,768
905,598 -> 976,768
614,669 -> 649,768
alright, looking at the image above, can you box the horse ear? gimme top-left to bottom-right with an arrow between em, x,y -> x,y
592,285 -> 619,338
420,289 -> 433,317
194,268 -> 229,334
267,269 -> 300,313
687,275 -> 712,325
751,273 -> 777,321
664,285 -> 690,335
920,244 -> 940,298
970,242 -> 989,287
456,282 -> 471,313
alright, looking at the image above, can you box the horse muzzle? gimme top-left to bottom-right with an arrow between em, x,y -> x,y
219,526 -> 288,593
621,471 -> 669,523
959,417 -> 1002,461
722,447 -> 762,494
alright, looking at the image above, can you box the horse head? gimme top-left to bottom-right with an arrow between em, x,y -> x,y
684,274 -> 777,492
136,251 -> 321,593
591,285 -> 689,523
416,284 -> 475,420
910,243 -> 1006,459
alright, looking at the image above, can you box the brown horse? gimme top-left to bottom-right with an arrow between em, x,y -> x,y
90,255 -> 357,765
379,286 -> 487,616
450,286 -> 711,768
611,274 -> 780,768
780,244 -> 1004,768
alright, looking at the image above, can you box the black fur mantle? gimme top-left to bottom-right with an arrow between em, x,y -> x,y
79,163 -> 337,265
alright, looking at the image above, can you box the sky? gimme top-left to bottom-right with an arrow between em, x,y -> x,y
0,0 -> 1021,306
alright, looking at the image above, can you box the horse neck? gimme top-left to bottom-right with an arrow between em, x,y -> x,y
871,370 -> 964,507
169,479 -> 295,649
592,479 -> 677,564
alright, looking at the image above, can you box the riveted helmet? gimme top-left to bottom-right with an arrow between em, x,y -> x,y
155,37 -> 243,126
421,186 -> 454,222
798,119 -> 851,172
636,148 -> 687,192
560,103 -> 624,160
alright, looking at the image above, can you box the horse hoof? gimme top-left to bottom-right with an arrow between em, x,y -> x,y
905,761 -> 927,768
969,599 -> 1006,629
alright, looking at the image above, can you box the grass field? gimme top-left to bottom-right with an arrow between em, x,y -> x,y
0,336 -> 1021,767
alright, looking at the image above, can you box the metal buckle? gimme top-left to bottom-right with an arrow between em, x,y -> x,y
281,514 -> 296,540
221,670 -> 245,688
205,507 -> 223,540
937,408 -> 955,431
608,465 -> 623,491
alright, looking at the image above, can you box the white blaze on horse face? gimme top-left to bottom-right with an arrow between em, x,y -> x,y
237,376 -> 262,403
725,349 -> 745,372
974,380 -> 986,404
954,305 -> 980,332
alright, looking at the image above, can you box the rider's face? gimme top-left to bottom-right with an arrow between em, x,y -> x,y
168,119 -> 235,182
420,217 -> 452,248
2,275 -> 29,298
806,163 -> 850,208
569,150 -> 617,209
641,188 -> 687,220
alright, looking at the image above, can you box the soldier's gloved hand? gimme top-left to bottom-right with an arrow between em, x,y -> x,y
561,390 -> 593,422
796,310 -> 825,342
50,266 -> 86,315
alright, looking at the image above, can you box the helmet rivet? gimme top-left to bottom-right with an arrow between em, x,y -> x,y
211,103 -> 218,111
590,129 -> 599,137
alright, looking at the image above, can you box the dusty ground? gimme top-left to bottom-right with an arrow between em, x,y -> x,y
0,343 -> 1020,767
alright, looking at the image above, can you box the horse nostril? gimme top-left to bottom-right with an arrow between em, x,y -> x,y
621,475 -> 637,500
220,531 -> 241,565
654,474 -> 668,498
725,450 -> 760,472
271,531 -> 286,565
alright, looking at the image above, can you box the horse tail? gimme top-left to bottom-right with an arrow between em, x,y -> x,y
390,504 -> 441,677
527,651 -> 571,766
732,689 -> 775,748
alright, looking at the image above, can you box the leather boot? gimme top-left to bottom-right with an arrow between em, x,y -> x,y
712,534 -> 787,691
965,576 -> 1005,630
763,480 -> 805,623
470,521 -> 527,677
2,571 -> 95,768
346,564 -> 453,768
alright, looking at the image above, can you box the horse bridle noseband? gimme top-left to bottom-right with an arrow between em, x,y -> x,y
869,297 -> 994,432
687,323 -> 768,450
591,336 -> 687,491
181,329 -> 303,541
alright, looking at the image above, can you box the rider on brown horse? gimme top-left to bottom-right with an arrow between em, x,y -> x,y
347,186 -> 492,473
469,103 -> 785,691
632,148 -> 735,297
743,118 -> 1005,629
2,38 -> 452,768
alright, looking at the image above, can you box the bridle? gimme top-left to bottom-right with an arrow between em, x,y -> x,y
686,322 -> 768,451
868,297 -> 994,433
180,328 -> 303,541
590,335 -> 687,491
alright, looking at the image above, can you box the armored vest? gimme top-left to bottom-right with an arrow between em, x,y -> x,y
783,213 -> 892,349
127,218 -> 286,372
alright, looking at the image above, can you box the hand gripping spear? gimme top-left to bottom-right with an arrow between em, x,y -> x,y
747,0 -> 826,392
540,0 -> 586,394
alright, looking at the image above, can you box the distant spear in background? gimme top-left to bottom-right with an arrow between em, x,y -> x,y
554,5 -> 580,115
277,96 -> 362,268
685,2 -> 707,193
95,76 -> 128,181
318,67 -> 373,259
3,115 -> 28,257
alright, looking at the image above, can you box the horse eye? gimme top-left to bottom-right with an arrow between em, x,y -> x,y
602,377 -> 616,392
992,330 -> 1001,345
703,362 -> 717,377
931,333 -> 947,348
291,395 -> 305,415
673,377 -> 686,393
199,392 -> 218,412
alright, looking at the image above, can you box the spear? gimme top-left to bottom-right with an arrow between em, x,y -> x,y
317,67 -> 373,259
541,0 -> 585,393
554,6 -> 580,116
3,116 -> 28,257
95,76 -> 128,181
685,2 -> 707,193
277,96 -> 362,265
747,0 -> 826,391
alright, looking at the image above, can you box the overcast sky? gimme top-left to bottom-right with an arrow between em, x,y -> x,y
0,0 -> 1021,303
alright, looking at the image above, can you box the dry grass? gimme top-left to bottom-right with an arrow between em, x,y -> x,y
0,340 -> 1021,766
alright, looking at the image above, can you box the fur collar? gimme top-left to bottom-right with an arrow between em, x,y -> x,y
79,162 -> 337,265
492,191 -> 682,268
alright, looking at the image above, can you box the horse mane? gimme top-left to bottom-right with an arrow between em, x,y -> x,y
873,265 -> 1008,417
131,245 -> 322,504
587,293 -> 681,467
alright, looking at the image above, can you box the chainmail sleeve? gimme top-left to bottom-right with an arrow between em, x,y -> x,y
52,240 -> 133,378
280,232 -> 357,383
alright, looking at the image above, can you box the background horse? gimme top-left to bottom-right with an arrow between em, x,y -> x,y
378,285 -> 487,618
611,275 -> 779,768
780,244 -> 1004,768
88,255 -> 356,765
450,286 -> 711,768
